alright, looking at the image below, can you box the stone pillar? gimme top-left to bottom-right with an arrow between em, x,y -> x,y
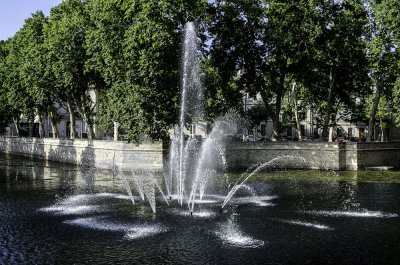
114,122 -> 120,141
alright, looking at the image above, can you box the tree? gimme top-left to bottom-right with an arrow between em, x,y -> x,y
304,0 -> 369,141
0,41 -> 13,132
282,82 -> 309,140
45,0 -> 97,139
85,0 -> 131,140
89,0 -> 208,143
366,90 -> 392,141
366,0 -> 399,141
16,11 -> 52,138
201,58 -> 244,122
209,0 -> 323,140
208,0 -> 265,126
261,0 -> 325,140
2,31 -> 35,136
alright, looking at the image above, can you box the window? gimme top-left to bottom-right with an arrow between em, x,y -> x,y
261,124 -> 266,136
348,128 -> 353,138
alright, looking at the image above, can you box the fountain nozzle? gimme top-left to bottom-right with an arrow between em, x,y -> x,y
190,211 -> 193,216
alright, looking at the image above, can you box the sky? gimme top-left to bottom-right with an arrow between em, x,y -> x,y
0,0 -> 62,41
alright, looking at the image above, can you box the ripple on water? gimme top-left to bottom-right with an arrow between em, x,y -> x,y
277,219 -> 334,230
38,193 -> 133,216
125,225 -> 168,240
302,210 -> 398,218
39,205 -> 102,215
64,217 -> 167,239
230,195 -> 277,207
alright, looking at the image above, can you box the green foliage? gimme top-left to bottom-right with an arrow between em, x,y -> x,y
366,92 -> 392,127
85,0 -> 127,85
0,0 -> 399,142
201,58 -> 243,122
91,0 -> 209,142
244,102 -> 269,130
45,0 -> 89,96
45,0 -> 101,138
0,41 -> 13,126
393,78 -> 400,126
208,0 -> 265,103
313,0 -> 369,130
0,11 -> 63,136
18,12 -> 52,121
366,0 -> 400,140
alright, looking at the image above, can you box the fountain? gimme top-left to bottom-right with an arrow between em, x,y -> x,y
170,21 -> 204,207
3,22 -> 397,264
166,22 -> 242,213
69,23 -> 399,225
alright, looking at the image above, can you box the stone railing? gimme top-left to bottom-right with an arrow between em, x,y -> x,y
0,137 -> 163,172
225,141 -> 400,170
1,137 -> 399,171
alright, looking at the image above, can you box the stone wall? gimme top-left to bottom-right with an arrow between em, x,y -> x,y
353,142 -> 400,169
0,137 -> 163,172
225,141 -> 342,170
225,141 -> 400,171
1,137 -> 399,171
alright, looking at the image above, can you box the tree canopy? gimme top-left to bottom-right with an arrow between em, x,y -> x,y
0,0 -> 399,142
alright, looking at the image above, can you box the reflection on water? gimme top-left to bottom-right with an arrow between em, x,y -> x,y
1,153 -> 400,264
274,219 -> 334,230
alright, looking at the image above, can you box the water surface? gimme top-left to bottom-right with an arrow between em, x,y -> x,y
1,154 -> 400,264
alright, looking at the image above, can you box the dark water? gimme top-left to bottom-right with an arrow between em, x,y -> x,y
1,153 -> 400,264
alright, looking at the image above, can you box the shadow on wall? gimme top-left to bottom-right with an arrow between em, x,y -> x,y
4,138 -> 46,159
47,139 -> 78,166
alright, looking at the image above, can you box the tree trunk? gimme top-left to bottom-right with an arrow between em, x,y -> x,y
292,83 -> 302,141
29,121 -> 34,137
76,94 -> 96,140
39,116 -> 45,138
380,119 -> 387,142
13,117 -> 20,136
67,98 -> 76,139
322,70 -> 335,141
49,109 -> 59,138
271,94 -> 283,141
271,64 -> 286,141
36,108 -> 45,138
87,121 -> 95,140
328,127 -> 333,142
367,81 -> 381,142
76,102 -> 93,140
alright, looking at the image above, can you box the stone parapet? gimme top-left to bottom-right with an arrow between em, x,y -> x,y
1,137 -> 399,171
226,141 -> 342,170
0,137 -> 163,172
225,141 -> 400,170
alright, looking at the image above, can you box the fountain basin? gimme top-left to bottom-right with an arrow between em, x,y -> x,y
1,154 -> 399,264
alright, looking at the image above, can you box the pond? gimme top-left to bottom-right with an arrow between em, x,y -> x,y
1,153 -> 399,264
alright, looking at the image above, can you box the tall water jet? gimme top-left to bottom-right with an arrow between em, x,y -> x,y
167,23 -> 239,213
170,21 -> 204,206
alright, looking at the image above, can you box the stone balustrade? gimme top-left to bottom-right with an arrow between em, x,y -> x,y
1,137 -> 399,171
